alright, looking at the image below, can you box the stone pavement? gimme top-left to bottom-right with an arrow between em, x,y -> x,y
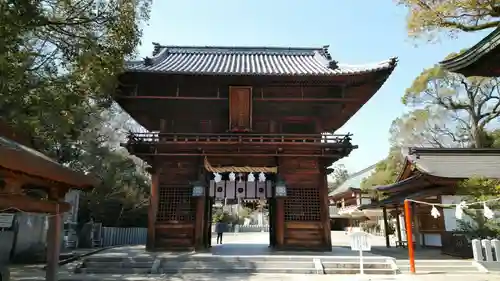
9,231 -> 489,279
84,231 -> 446,259
9,273 -> 500,281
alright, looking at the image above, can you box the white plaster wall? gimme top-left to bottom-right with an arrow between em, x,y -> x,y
424,233 -> 442,246
361,198 -> 371,205
441,195 -> 471,231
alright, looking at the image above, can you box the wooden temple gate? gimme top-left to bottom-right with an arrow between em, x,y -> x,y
118,45 -> 397,251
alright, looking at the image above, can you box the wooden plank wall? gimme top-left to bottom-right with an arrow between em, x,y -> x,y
278,157 -> 331,251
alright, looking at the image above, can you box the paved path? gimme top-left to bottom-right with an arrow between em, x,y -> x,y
9,273 -> 500,281
9,232 -> 480,280
57,231 -> 448,259
86,232 -> 390,258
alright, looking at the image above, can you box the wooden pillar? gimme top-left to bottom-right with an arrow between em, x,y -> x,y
269,197 -> 276,248
146,168 -> 159,251
275,198 -> 285,248
318,172 -> 331,250
411,202 -> 421,249
46,188 -> 64,281
194,164 -> 207,250
382,206 -> 390,248
395,207 -> 403,244
194,197 -> 206,249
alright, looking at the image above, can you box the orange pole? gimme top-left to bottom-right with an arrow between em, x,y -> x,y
404,200 -> 416,274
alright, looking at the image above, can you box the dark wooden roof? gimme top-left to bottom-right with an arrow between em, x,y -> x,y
408,147 -> 500,179
440,27 -> 500,77
358,147 -> 500,209
126,45 -> 398,77
359,185 -> 448,210
372,147 -> 500,194
0,136 -> 98,189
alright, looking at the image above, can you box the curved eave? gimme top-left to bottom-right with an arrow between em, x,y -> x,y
395,156 -> 414,182
121,63 -> 397,77
439,27 -> 500,75
360,185 -> 448,210
123,47 -> 398,77
0,137 -> 99,190
375,174 -> 424,192
327,64 -> 397,131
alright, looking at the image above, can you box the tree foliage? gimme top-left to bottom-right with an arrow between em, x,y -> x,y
396,0 -> 500,41
328,164 -> 349,194
360,147 -> 405,192
1,0 -> 153,226
75,109 -> 151,227
391,65 -> 500,148
0,0 -> 151,160
455,177 -> 500,238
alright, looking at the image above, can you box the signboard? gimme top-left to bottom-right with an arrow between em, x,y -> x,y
349,231 -> 371,251
349,231 -> 371,275
0,213 -> 14,228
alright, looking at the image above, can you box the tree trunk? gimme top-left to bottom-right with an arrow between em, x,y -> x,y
471,122 -> 484,148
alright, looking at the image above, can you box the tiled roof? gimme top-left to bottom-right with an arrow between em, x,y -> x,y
126,45 -> 397,76
440,27 -> 500,76
408,148 -> 500,179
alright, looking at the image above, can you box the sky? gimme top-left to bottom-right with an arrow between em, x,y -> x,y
136,0 -> 491,174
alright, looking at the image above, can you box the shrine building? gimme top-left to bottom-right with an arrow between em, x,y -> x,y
440,26 -> 500,77
116,44 -> 397,251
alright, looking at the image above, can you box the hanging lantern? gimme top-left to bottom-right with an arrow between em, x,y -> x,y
213,172 -> 222,183
258,172 -> 266,182
191,181 -> 205,197
430,205 -> 440,219
484,203 -> 494,219
455,201 -> 466,220
247,173 -> 255,182
275,177 -> 287,197
229,172 -> 236,181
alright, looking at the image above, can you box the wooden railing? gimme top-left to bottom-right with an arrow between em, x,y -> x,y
126,132 -> 352,145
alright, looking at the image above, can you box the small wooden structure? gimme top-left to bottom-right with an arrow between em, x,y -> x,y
440,26 -> 500,77
0,122 -> 97,281
117,44 -> 397,251
360,147 -> 500,253
328,164 -> 379,230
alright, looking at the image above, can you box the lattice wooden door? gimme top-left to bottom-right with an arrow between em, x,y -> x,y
157,185 -> 196,222
283,187 -> 321,221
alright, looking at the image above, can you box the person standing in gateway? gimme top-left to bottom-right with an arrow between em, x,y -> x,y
215,220 -> 227,245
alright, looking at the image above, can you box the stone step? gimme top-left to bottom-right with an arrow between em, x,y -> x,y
322,261 -> 392,269
76,255 -> 396,275
160,261 -> 315,268
83,256 -> 155,263
83,261 -> 153,268
159,256 -> 316,262
396,260 -> 480,274
76,267 -> 151,274
324,268 -> 396,275
161,267 -> 321,274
